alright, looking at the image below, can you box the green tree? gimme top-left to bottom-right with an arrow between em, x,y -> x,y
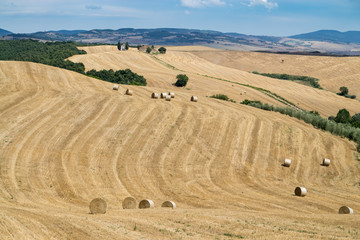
352,113 -> 360,128
334,108 -> 351,124
339,86 -> 349,96
117,41 -> 121,51
158,47 -> 167,54
174,74 -> 189,87
125,42 -> 129,50
146,47 -> 152,54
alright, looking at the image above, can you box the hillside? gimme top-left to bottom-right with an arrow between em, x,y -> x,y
192,49 -> 360,98
0,28 -> 12,36
291,30 -> 360,44
69,46 -> 360,117
0,46 -> 360,239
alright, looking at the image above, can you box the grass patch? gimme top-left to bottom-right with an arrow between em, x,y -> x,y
210,94 -> 236,103
223,233 -> 244,238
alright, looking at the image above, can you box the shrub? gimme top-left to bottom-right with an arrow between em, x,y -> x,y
211,94 -> 236,103
158,47 -> 167,54
338,86 -> 349,96
174,74 -> 189,87
86,68 -> 146,86
334,109 -> 351,124
211,94 -> 229,101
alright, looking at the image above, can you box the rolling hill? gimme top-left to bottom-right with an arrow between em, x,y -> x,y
0,28 -> 12,36
0,46 -> 359,239
5,28 -> 360,54
192,49 -> 360,98
291,30 -> 360,44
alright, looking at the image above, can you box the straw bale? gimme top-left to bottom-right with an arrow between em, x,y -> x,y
125,89 -> 133,96
161,201 -> 176,209
122,197 -> 137,209
139,199 -> 154,209
294,187 -> 307,197
322,158 -> 331,166
89,198 -> 108,214
191,96 -> 198,102
338,206 -> 353,214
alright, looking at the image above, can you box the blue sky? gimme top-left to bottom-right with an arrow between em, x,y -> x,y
1,0 -> 359,36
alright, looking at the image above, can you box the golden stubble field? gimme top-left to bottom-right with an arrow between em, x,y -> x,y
191,48 -> 360,97
0,45 -> 359,239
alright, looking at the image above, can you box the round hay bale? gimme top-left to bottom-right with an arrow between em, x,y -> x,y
113,84 -> 119,90
294,187 -> 307,197
161,201 -> 176,209
339,206 -> 353,214
89,198 -> 108,214
152,93 -> 159,99
165,95 -> 171,101
283,158 -> 291,167
322,158 -> 331,166
125,89 -> 133,96
139,199 -> 154,209
168,92 -> 175,98
191,96 -> 198,102
122,197 -> 137,209
160,92 -> 167,98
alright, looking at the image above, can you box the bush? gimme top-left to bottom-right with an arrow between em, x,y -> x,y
158,47 -> 167,54
174,74 -> 189,87
211,94 -> 236,103
334,108 -> 351,124
211,94 -> 229,101
338,86 -> 348,96
86,68 -> 146,86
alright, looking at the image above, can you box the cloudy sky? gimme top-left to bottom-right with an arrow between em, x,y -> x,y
1,0 -> 359,36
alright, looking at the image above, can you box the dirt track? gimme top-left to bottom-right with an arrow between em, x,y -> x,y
0,46 -> 360,239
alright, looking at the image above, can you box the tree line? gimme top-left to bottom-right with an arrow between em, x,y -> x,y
0,39 -> 147,86
86,69 -> 146,86
252,71 -> 321,89
0,39 -> 86,73
241,99 -> 360,152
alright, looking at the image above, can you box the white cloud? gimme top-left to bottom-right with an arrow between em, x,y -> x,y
0,0 -> 147,17
181,0 -> 226,8
247,0 -> 278,10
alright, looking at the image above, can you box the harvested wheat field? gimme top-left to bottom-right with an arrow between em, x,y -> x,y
0,45 -> 360,239
192,49 -> 360,97
70,46 -> 360,117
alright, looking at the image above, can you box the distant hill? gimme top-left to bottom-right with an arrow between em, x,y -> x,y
4,28 -> 360,54
48,30 -> 87,35
290,30 -> 360,44
0,28 -> 12,36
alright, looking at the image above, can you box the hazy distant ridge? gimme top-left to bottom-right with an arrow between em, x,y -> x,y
0,28 -> 12,36
290,30 -> 360,44
2,28 -> 360,54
